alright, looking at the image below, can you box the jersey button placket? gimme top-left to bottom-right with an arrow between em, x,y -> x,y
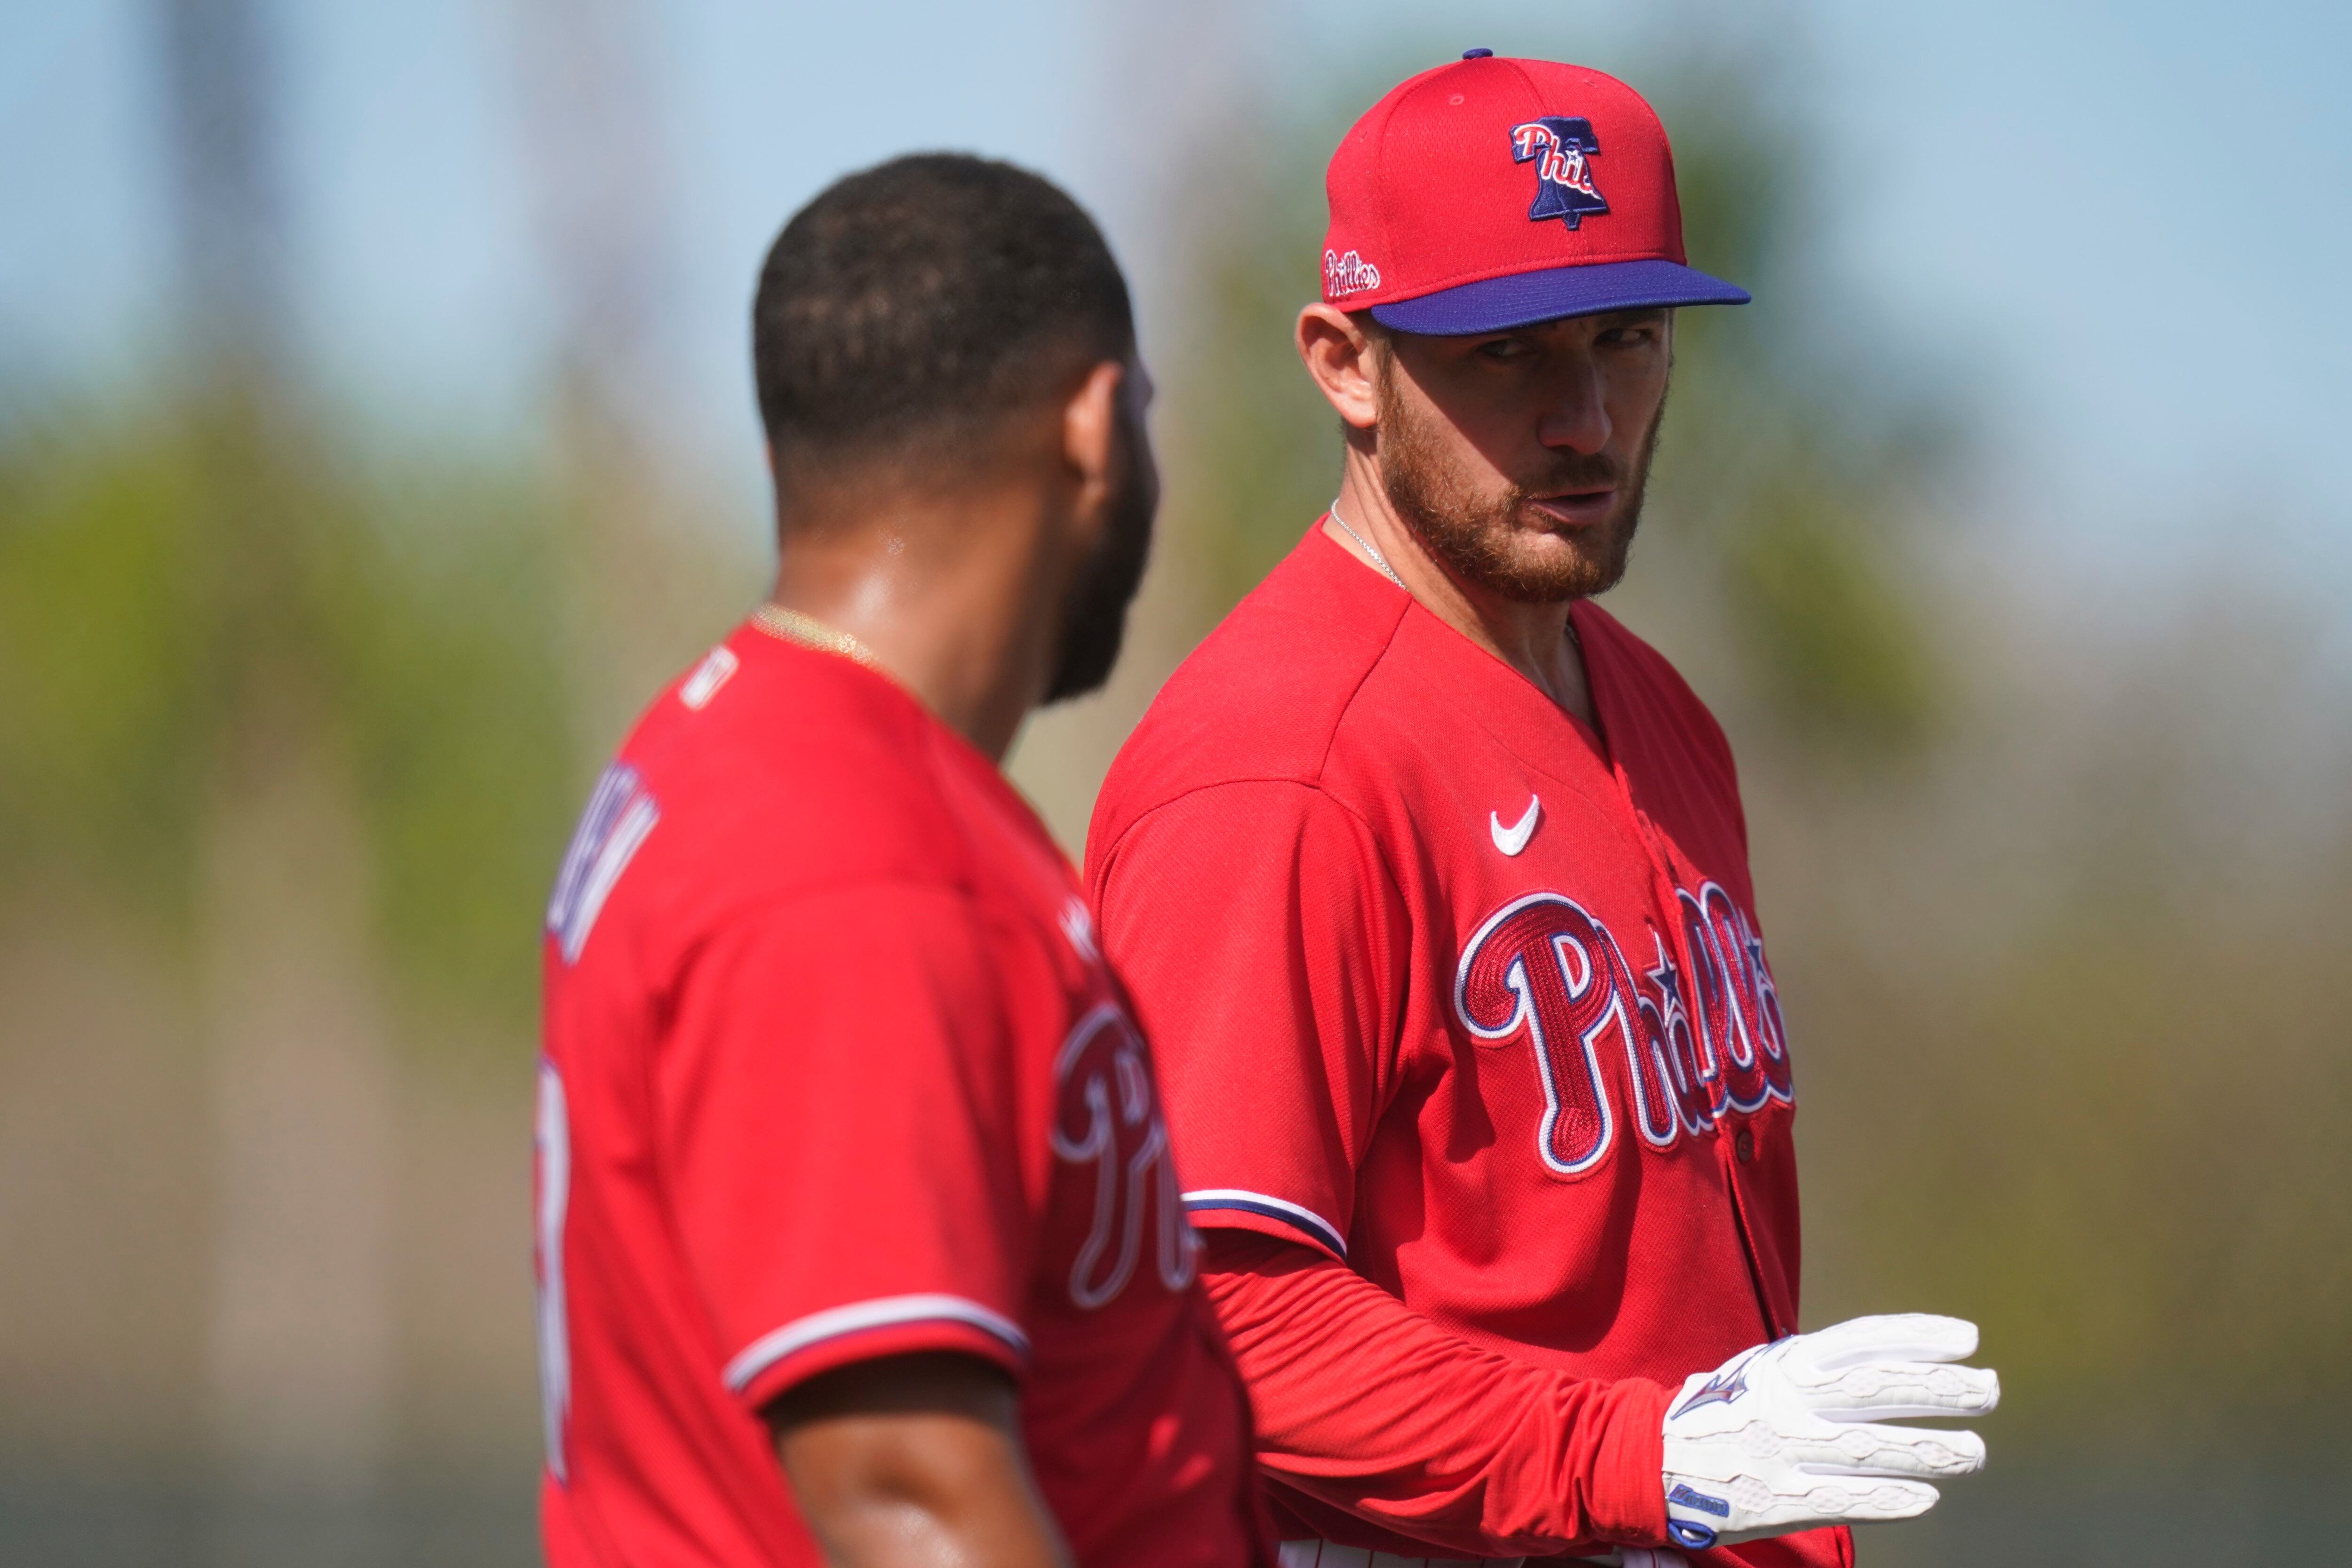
1733,1128 -> 1755,1163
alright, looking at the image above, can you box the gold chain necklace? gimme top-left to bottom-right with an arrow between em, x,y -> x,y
752,603 -> 878,668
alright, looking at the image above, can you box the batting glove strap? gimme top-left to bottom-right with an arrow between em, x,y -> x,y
1657,1313 -> 1998,1551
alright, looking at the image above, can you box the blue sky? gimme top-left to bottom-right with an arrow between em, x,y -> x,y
5,0 -> 2347,607
1799,0 -> 2352,594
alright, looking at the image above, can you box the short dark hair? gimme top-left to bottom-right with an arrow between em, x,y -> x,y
752,153 -> 1133,470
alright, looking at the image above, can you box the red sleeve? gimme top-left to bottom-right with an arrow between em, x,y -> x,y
1090,782 -> 1402,1262
1202,1234 -> 1671,1556
658,883 -> 1040,1412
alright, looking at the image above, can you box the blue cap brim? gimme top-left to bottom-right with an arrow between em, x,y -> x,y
1367,258 -> 1749,335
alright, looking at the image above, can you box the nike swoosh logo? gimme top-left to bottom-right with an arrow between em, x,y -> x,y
1490,795 -> 1541,856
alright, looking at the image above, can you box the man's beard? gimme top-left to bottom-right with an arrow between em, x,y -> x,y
1378,368 -> 1663,605
1043,406 -> 1157,704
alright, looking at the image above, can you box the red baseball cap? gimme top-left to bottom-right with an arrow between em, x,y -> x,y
1320,50 -> 1748,334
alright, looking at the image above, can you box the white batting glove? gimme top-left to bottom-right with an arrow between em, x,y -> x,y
1659,1313 -> 1997,1551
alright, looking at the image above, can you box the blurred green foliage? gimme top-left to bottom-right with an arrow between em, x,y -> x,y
0,385 -> 582,1032
1721,476 -> 1935,744
1173,111 -> 1339,610
0,409 -> 215,894
339,466 -> 583,1028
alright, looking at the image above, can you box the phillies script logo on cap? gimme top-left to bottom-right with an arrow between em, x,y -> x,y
1318,51 -> 1748,334
1510,117 -> 1607,228
1323,248 -> 1382,298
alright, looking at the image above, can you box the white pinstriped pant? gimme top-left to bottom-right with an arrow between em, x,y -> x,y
1277,1541 -> 1686,1568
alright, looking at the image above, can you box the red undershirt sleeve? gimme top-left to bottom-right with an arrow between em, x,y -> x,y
1202,1232 -> 1672,1557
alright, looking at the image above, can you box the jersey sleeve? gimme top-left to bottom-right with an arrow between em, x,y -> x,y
1202,1233 -> 1672,1554
1200,1235 -> 1851,1567
657,883 -> 1040,1413
1089,781 -> 1405,1263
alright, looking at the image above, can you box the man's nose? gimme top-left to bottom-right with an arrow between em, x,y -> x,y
1534,352 -> 1612,455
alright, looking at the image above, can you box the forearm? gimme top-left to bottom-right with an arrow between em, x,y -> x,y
1202,1232 -> 1670,1556
771,1352 -> 1074,1568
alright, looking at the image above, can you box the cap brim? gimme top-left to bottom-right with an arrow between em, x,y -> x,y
1367,258 -> 1748,335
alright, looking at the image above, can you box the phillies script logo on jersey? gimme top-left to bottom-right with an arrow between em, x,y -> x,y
1454,883 -> 1793,1177
1051,1003 -> 1195,1308
1510,116 -> 1608,229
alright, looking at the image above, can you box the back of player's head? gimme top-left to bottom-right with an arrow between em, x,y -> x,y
753,154 -> 1133,492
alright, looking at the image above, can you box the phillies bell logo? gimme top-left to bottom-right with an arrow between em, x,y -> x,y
1510,116 -> 1609,229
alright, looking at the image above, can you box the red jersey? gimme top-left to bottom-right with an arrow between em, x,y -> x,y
1086,527 -> 1843,1567
536,619 -> 1266,1568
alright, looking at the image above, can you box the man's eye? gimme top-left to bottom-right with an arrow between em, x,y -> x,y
1599,326 -> 1659,348
1475,339 -> 1529,361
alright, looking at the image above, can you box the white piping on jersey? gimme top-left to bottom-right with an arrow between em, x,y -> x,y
722,1294 -> 1030,1394
1182,1189 -> 1349,1260
534,1060 -> 572,1484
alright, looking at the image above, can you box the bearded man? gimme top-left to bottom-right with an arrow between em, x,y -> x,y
1085,53 -> 1995,1568
537,154 -> 1265,1568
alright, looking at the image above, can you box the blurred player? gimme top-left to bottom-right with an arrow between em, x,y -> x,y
536,155 -> 1266,1568
1086,54 -> 1995,1568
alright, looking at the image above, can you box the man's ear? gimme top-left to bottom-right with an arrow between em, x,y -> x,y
1061,360 -> 1125,507
1296,303 -> 1381,431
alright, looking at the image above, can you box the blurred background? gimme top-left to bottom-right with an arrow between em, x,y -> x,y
3,1 -> 2347,1563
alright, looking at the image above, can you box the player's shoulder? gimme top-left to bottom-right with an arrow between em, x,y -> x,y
612,624 -> 985,904
1578,600 -> 1740,785
1091,526 -> 1407,850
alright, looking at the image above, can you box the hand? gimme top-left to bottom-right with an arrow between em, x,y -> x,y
1658,1314 -> 1998,1551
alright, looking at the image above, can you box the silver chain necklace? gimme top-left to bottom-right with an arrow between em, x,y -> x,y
1326,499 -> 1407,589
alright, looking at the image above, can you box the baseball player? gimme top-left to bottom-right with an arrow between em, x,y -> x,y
1086,54 -> 1995,1568
536,155 -> 1265,1568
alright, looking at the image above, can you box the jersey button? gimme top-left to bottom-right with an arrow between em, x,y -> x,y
1734,1128 -> 1755,1163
